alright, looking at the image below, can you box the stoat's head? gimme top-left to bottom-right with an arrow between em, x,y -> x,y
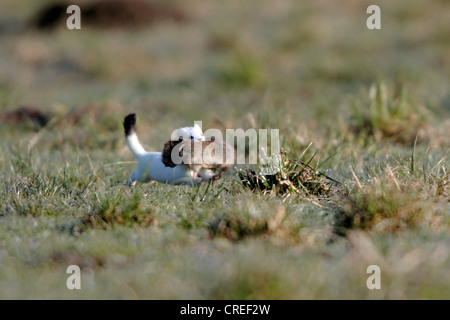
172,123 -> 205,142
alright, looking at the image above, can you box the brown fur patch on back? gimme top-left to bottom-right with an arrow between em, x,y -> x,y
162,138 -> 184,168
161,138 -> 236,173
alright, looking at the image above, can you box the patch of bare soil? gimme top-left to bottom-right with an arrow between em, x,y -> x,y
32,0 -> 188,30
1,106 -> 50,130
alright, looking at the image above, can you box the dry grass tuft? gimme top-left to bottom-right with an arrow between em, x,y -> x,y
349,82 -> 429,144
332,163 -> 448,236
237,150 -> 341,198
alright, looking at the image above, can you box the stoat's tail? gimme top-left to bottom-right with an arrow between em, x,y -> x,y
123,113 -> 147,158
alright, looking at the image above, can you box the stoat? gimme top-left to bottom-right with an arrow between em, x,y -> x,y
123,113 -> 204,186
161,136 -> 235,181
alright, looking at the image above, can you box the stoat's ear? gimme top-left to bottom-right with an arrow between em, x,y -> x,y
194,123 -> 201,130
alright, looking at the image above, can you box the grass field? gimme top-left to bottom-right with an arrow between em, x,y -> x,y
0,0 -> 449,299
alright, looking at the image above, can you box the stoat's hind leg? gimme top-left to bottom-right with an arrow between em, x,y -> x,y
197,168 -> 216,181
213,171 -> 223,181
127,177 -> 137,186
127,170 -> 139,186
210,170 -> 225,184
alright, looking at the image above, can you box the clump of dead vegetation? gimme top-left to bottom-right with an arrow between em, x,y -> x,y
79,192 -> 154,231
207,206 -> 300,243
237,149 -> 342,199
208,212 -> 269,242
1,106 -> 50,130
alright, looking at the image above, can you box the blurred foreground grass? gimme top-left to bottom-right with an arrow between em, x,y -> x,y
0,0 -> 449,299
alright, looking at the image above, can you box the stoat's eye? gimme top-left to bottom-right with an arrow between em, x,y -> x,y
190,136 -> 194,140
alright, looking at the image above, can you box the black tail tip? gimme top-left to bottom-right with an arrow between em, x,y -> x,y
123,113 -> 137,136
